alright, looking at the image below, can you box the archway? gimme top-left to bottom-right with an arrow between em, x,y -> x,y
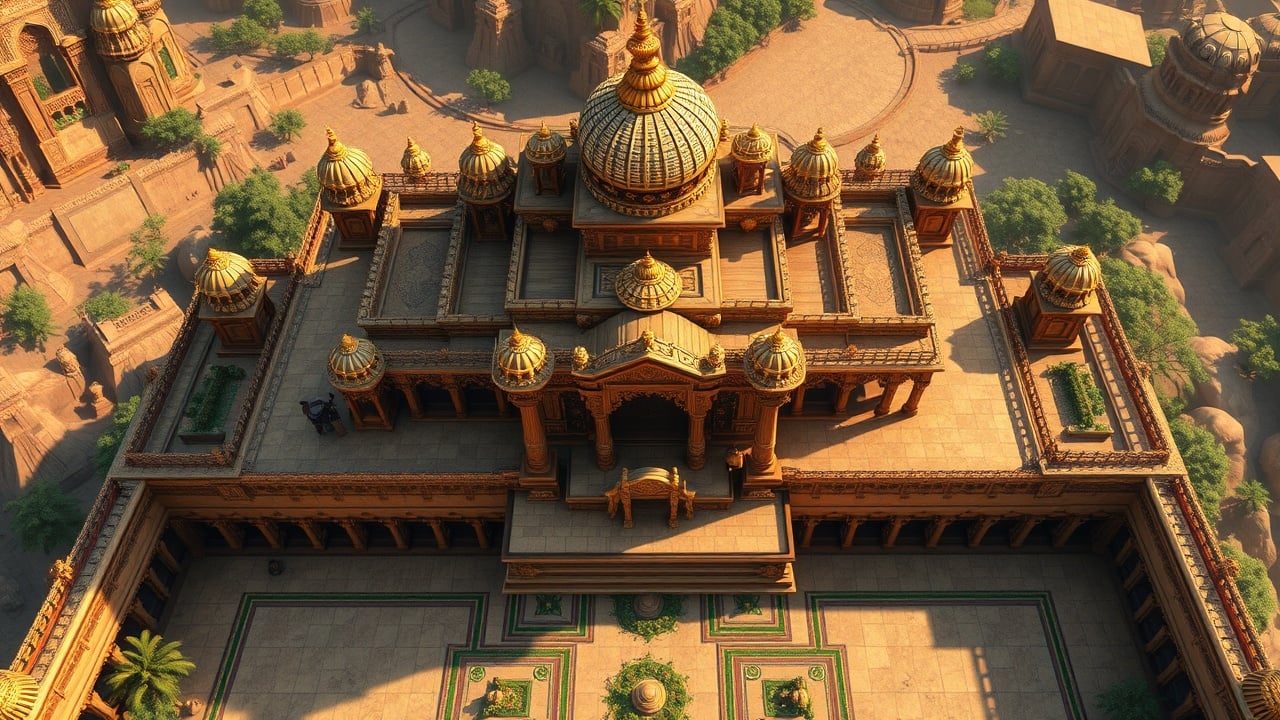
610,394 -> 686,442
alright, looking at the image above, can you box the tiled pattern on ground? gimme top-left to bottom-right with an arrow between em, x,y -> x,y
165,554 -> 1146,720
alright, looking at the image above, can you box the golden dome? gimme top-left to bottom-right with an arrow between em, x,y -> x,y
911,127 -> 972,204
1244,669 -> 1280,720
732,124 -> 774,164
401,137 -> 431,177
327,334 -> 384,390
458,124 -> 516,204
1249,13 -> 1280,60
91,0 -> 151,61
614,251 -> 682,312
132,0 -> 162,21
0,670 -> 38,720
783,128 -> 842,203
854,133 -> 886,180
630,678 -> 668,714
1038,245 -> 1102,309
194,248 -> 264,314
577,5 -> 721,218
1183,12 -> 1261,77
745,328 -> 806,392
316,128 -> 381,208
525,122 -> 567,166
492,328 -> 554,391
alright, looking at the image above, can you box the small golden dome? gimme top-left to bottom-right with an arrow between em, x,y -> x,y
630,678 -> 668,715
492,328 -> 554,391
745,328 -> 806,392
194,248 -> 264,313
525,122 -> 567,166
854,133 -> 886,180
1244,669 -> 1280,720
911,127 -> 972,204
0,670 -> 38,720
316,128 -> 381,208
1249,13 -> 1280,60
401,137 -> 431,177
132,0 -> 162,21
614,252 -> 682,312
91,0 -> 151,61
327,334 -> 385,390
458,124 -> 516,204
1183,12 -> 1261,77
732,124 -> 774,164
1038,245 -> 1102,309
783,128 -> 841,203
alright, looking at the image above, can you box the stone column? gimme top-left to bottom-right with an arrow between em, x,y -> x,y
445,381 -> 467,418
584,394 -> 615,471
834,382 -> 855,414
900,374 -> 931,416
686,393 -> 713,470
511,393 -> 551,474
791,385 -> 806,415
875,375 -> 905,416
395,378 -> 424,418
3,68 -> 54,140
62,40 -> 111,116
749,392 -> 790,474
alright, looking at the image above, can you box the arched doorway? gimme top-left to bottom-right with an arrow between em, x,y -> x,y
610,395 -> 686,441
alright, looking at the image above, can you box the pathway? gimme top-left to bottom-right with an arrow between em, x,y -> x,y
904,0 -> 1034,52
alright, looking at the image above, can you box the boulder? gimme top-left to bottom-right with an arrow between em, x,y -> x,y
1235,507 -> 1279,569
1120,239 -> 1186,305
1187,406 -> 1248,491
1261,434 -> 1280,500
1188,336 -> 1259,439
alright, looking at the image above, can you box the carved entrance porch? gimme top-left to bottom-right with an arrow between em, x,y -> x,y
577,368 -> 717,471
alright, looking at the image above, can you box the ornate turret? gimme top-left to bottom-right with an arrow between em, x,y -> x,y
1015,245 -> 1103,349
193,248 -> 275,353
854,133 -> 887,181
1251,13 -> 1280,60
1240,13 -> 1280,120
1181,13 -> 1261,87
327,333 -> 393,429
317,128 -> 383,247
90,0 -> 151,61
911,127 -> 972,204
732,124 -> 774,195
1244,669 -> 1280,720
614,252 -> 682,312
401,137 -> 431,178
1038,245 -> 1102,309
0,671 -> 37,720
745,329 -> 807,392
525,122 -> 567,196
492,328 -> 554,392
459,123 -> 516,239
782,128 -> 841,237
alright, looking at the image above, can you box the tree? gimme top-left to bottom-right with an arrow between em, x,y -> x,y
579,0 -> 622,28
127,214 -> 169,280
1236,480 -> 1272,513
2,285 -> 55,348
1074,198 -> 1142,255
268,109 -> 307,142
83,291 -> 132,322
721,0 -> 782,37
983,42 -> 1021,83
1127,160 -> 1182,205
271,29 -> 332,61
194,134 -> 222,163
1231,315 -> 1280,379
351,6 -> 381,35
242,0 -> 283,31
1221,543 -> 1278,631
1101,257 -> 1207,387
96,395 -> 139,475
1097,678 -> 1161,720
465,69 -> 511,105
1169,417 -> 1229,526
1055,170 -> 1096,216
141,108 -> 203,148
678,8 -> 757,81
979,177 -> 1067,254
1146,32 -> 1168,65
780,0 -> 817,20
104,630 -> 195,720
4,480 -> 82,553
212,168 -> 312,258
208,17 -> 270,54
287,168 -> 321,220
974,110 -> 1008,143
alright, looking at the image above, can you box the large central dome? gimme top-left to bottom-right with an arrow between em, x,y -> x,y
577,5 -> 721,218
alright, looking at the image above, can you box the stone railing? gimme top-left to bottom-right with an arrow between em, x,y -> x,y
382,172 -> 460,197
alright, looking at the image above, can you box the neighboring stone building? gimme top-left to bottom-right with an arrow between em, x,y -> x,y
85,289 -> 184,402
1221,156 -> 1280,306
1238,13 -> 1280,120
1021,0 -> 1150,113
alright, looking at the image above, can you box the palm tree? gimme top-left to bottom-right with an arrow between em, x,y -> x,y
104,630 -> 196,720
580,0 -> 623,29
1236,480 -> 1272,514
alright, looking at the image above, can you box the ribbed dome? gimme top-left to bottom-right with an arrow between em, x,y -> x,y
133,0 -> 162,21
327,334 -> 384,390
458,124 -> 516,204
525,122 -> 567,166
577,6 -> 721,218
401,137 -> 431,177
0,670 -> 38,720
316,128 -> 381,208
1250,13 -> 1280,60
630,678 -> 668,714
745,329 -> 806,392
492,328 -> 554,391
1244,670 -> 1280,720
911,127 -> 972,204
854,133 -> 887,180
614,251 -> 682,312
91,0 -> 151,61
1183,12 -> 1261,76
732,124 -> 774,164
1038,245 -> 1102,309
783,128 -> 841,203
194,248 -> 264,313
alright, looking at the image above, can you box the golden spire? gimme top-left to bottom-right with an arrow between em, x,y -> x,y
942,127 -> 966,159
809,128 -> 829,152
406,137 -> 420,154
324,127 -> 348,161
338,334 -> 359,354
205,247 -> 229,269
537,121 -> 551,139
616,2 -> 675,113
469,122 -> 492,154
508,326 -> 530,350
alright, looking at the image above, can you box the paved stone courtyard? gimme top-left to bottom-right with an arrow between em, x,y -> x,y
165,553 -> 1146,720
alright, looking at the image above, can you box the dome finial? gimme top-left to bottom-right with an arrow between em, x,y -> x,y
538,121 -> 551,138
470,123 -> 492,154
324,127 -> 348,161
810,128 -> 828,151
943,127 -> 966,159
617,0 -> 674,112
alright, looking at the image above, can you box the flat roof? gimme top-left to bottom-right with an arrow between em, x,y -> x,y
1044,0 -> 1152,67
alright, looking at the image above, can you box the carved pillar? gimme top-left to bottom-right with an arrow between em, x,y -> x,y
62,40 -> 111,116
169,519 -> 205,558
834,382 -> 856,414
791,385 -> 806,415
384,520 -> 409,550
800,519 -> 819,548
296,519 -> 327,550
900,374 -> 931,416
511,393 -> 551,475
749,392 -> 790,474
584,393 -> 615,471
469,519 -> 490,550
875,375 -> 905,416
1010,517 -> 1040,549
494,389 -> 508,415
154,539 -> 181,572
446,381 -> 467,418
925,517 -> 950,548
429,519 -> 450,550
143,567 -> 170,601
3,68 -> 54,141
129,600 -> 160,632
396,378 -> 424,418
967,517 -> 997,548
1051,516 -> 1087,548
687,393 -> 713,470
83,690 -> 117,720
0,109 -> 42,200
841,517 -> 860,548
211,520 -> 245,550
339,520 -> 368,550
251,520 -> 283,550
882,517 -> 907,548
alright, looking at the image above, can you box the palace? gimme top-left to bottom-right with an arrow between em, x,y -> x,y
4,7 -> 1280,720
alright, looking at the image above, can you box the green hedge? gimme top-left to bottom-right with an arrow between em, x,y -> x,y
184,365 -> 246,432
612,595 -> 683,641
1221,543 -> 1277,631
1049,362 -> 1109,431
603,655 -> 691,720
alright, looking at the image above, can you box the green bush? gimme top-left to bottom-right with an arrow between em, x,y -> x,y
465,69 -> 511,105
127,214 -> 169,280
955,62 -> 976,83
268,109 -> 307,142
1231,314 -> 1280,380
351,6 -> 381,35
1100,257 -> 1207,387
980,177 -> 1067,254
963,0 -> 995,19
209,17 -> 270,54
612,595 -> 683,641
974,110 -> 1008,142
1055,170 -> 1097,216
141,108 -> 203,148
213,167 -> 316,258
242,0 -> 283,31
1127,160 -> 1182,205
1075,199 -> 1141,255
95,395 -> 139,475
1236,480 -> 1272,513
195,134 -> 222,162
1097,678 -> 1160,720
983,42 -> 1021,83
1221,543 -> 1277,631
780,0 -> 817,20
580,0 -> 623,29
184,364 -> 246,432
271,30 -> 333,61
603,655 -> 691,720
83,292 -> 132,323
1049,362 -> 1109,431
1169,417 -> 1229,526
2,285 -> 55,347
1146,32 -> 1168,66
3,480 -> 83,553
722,0 -> 782,36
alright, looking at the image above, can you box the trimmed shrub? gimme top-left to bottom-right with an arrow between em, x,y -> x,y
1169,417 -> 1229,526
1127,160 -> 1182,205
83,292 -> 132,322
209,17 -> 270,54
1055,170 -> 1097,216
1146,32 -> 1168,65
141,108 -> 202,148
1221,543 -> 1278,631
983,42 -> 1021,83
95,396 -> 139,475
466,69 -> 511,105
955,62 -> 976,83
3,480 -> 82,553
2,285 -> 55,347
